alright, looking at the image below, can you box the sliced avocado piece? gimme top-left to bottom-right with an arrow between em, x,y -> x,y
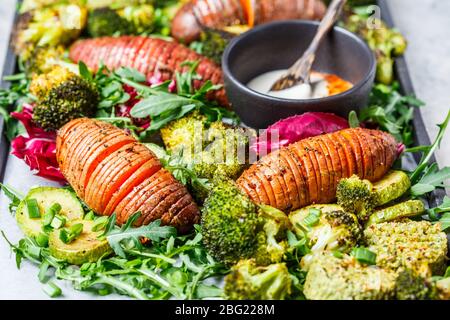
16,187 -> 84,238
49,219 -> 112,265
366,200 -> 425,226
372,170 -> 411,207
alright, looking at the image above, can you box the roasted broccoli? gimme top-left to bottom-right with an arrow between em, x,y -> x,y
190,29 -> 234,64
336,171 -> 411,221
29,66 -> 99,130
304,254 -> 397,300
87,5 -> 154,37
15,4 -> 87,55
289,204 -> 361,270
223,259 -> 292,300
364,219 -> 448,277
201,178 -> 290,267
161,111 -> 250,181
23,45 -> 66,75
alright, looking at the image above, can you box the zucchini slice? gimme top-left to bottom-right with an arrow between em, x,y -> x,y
49,219 -> 112,265
372,170 -> 411,206
366,200 -> 425,226
16,187 -> 84,238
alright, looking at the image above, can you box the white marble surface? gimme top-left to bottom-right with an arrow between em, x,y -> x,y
0,0 -> 449,300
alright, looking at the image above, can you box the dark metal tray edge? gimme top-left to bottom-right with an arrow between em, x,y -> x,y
0,0 -> 446,207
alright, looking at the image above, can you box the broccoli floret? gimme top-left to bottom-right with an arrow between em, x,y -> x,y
337,171 -> 411,222
161,111 -> 251,181
304,254 -> 397,300
190,29 -> 234,64
87,8 -> 133,37
201,178 -> 290,267
289,204 -> 362,270
119,4 -> 154,34
14,4 -> 87,55
364,219 -> 448,277
394,269 -> 433,300
336,175 -> 374,220
223,259 -> 292,300
87,5 -> 154,37
23,45 -> 65,75
29,66 -> 99,130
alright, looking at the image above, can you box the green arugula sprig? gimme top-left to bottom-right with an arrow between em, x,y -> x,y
114,62 -> 238,133
407,110 -> 450,196
102,212 -> 177,258
359,83 -> 424,145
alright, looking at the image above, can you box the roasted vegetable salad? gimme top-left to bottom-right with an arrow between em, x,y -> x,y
0,0 -> 449,301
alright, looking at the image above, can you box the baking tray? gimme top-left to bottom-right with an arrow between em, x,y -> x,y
0,0 -> 446,202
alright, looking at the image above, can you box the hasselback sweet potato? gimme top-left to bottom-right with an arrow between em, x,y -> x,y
237,128 -> 398,212
56,118 -> 200,232
69,36 -> 228,106
171,0 -> 326,43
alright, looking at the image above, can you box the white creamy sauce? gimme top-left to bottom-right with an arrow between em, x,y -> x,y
247,69 -> 329,100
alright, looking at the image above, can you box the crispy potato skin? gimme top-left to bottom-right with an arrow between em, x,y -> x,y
171,0 -> 326,43
237,128 -> 398,212
69,36 -> 228,107
56,118 -> 200,231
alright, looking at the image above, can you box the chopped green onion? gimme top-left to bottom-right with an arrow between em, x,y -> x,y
28,245 -> 41,260
35,233 -> 49,247
92,216 -> 109,232
98,288 -> 111,296
351,247 -> 377,265
50,215 -> 66,229
84,211 -> 95,221
304,208 -> 321,227
59,223 -> 84,244
332,250 -> 344,259
38,261 -> 50,283
43,281 -> 62,298
43,203 -> 62,227
26,198 -> 41,219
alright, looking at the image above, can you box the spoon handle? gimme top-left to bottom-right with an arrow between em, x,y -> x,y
270,0 -> 346,91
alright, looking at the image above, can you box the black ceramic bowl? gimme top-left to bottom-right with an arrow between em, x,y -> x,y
222,20 -> 376,129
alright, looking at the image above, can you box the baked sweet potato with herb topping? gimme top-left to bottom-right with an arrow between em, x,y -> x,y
237,127 -> 398,212
171,0 -> 326,43
69,36 -> 228,106
56,118 -> 200,232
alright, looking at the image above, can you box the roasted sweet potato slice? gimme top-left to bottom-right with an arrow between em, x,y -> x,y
84,143 -> 145,212
259,156 -> 291,210
160,192 -> 193,227
135,182 -> 182,226
104,158 -> 162,216
339,130 -> 364,178
143,187 -> 188,225
280,148 -> 309,207
79,134 -> 136,192
114,168 -> 172,223
122,173 -> 178,225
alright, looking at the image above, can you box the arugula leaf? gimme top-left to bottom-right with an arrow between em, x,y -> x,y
410,164 -> 450,197
115,67 -> 147,83
348,110 -> 360,128
0,183 -> 24,214
408,109 -> 450,185
360,83 -> 424,145
105,213 -> 176,258
78,61 -> 93,83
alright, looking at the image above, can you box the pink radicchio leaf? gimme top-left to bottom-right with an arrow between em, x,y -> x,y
251,112 -> 349,155
397,143 -> 405,157
10,104 -> 66,183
